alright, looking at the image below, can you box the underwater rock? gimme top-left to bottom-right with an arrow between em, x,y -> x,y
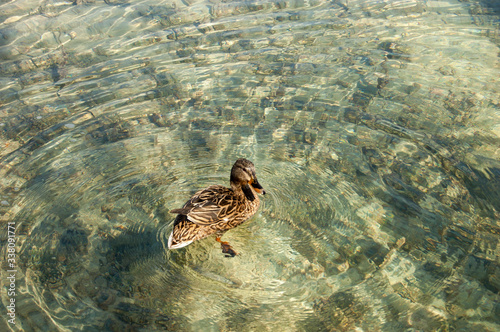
378,41 -> 412,61
314,291 -> 368,330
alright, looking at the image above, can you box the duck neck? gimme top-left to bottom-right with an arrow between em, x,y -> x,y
230,181 -> 245,197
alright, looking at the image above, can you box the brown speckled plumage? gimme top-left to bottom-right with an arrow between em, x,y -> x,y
168,158 -> 265,256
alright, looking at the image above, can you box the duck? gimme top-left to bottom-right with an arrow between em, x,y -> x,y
168,158 -> 266,257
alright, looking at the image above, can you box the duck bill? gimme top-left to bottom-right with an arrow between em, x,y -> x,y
242,184 -> 256,201
251,180 -> 266,195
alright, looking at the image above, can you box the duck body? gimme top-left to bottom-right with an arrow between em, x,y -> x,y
168,158 -> 265,256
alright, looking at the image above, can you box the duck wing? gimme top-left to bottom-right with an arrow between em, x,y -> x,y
170,185 -> 234,226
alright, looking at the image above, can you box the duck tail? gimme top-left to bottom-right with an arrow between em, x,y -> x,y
168,231 -> 193,249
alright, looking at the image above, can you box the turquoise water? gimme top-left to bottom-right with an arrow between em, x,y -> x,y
1,0 -> 499,331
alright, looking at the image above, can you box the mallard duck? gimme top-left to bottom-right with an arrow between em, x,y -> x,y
168,158 -> 266,256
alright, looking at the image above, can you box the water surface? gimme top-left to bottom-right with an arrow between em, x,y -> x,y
1,0 -> 499,331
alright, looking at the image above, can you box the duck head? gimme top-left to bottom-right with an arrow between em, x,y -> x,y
230,158 -> 266,201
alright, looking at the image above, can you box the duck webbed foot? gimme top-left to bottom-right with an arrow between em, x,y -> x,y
216,237 -> 238,257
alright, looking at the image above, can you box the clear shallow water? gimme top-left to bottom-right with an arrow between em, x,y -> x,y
0,0 -> 499,331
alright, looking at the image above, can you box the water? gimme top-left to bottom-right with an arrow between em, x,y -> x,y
1,0 -> 499,330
